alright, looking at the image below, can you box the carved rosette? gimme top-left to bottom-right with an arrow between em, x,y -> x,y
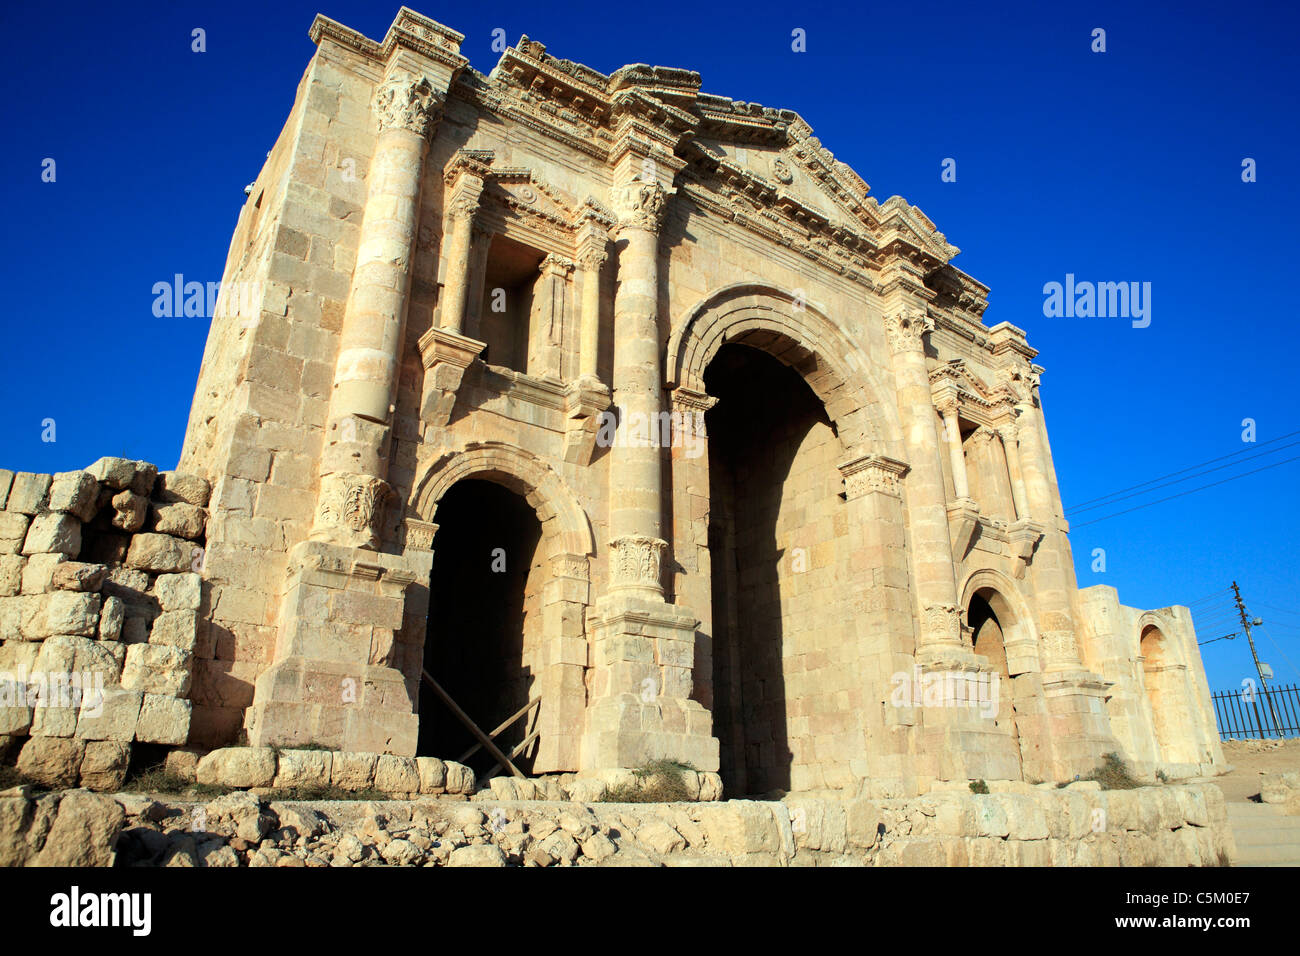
609,534 -> 666,592
375,74 -> 443,140
922,603 -> 963,647
315,473 -> 395,549
884,310 -> 933,355
610,181 -> 668,234
838,454 -> 908,500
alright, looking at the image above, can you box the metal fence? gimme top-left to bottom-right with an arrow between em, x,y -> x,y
1212,682 -> 1300,739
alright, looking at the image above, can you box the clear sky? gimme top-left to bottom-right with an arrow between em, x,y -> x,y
0,0 -> 1295,694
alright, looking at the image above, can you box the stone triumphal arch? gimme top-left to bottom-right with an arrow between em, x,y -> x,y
179,7 -> 1225,793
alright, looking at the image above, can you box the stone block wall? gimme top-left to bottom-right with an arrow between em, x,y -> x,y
0,460 -> 208,790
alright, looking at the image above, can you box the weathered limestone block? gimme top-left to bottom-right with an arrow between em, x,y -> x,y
203,790 -> 277,841
150,502 -> 206,540
163,749 -> 201,782
75,685 -> 143,742
448,844 -> 507,867
0,553 -> 23,596
79,740 -> 132,791
444,761 -> 476,795
26,789 -> 125,866
273,749 -> 333,789
0,512 -> 29,554
48,471 -> 100,522
415,756 -> 446,793
121,643 -> 192,697
98,595 -> 125,641
21,513 -> 81,557
375,754 -> 420,795
153,572 -> 201,611
87,457 -> 136,490
125,533 -> 194,574
7,473 -> 51,515
689,801 -> 786,858
330,751 -> 378,791
149,610 -> 199,651
34,634 -> 121,687
1261,772 -> 1300,814
20,553 -> 64,594
110,490 -> 149,532
50,562 -> 109,593
16,736 -> 86,788
134,693 -> 192,745
157,471 -> 212,508
196,747 -> 277,788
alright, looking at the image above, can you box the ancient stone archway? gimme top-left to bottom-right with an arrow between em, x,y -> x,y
668,286 -> 907,793
411,441 -> 594,771
665,283 -> 901,456
959,570 -> 1046,781
1137,614 -> 1195,766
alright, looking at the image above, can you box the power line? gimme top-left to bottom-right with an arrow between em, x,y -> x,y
1071,453 -> 1300,528
1186,588 -> 1233,606
1068,428 -> 1300,509
1069,440 -> 1300,515
1256,602 -> 1300,619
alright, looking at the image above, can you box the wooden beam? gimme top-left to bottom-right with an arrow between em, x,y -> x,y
458,695 -> 541,763
421,668 -> 526,780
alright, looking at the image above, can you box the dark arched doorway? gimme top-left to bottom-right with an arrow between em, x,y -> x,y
967,589 -> 1024,777
705,342 -> 841,797
419,479 -> 543,775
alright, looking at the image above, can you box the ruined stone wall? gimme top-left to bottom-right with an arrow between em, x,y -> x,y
0,461 -> 208,790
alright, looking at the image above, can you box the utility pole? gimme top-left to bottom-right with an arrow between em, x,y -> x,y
1232,580 -> 1280,736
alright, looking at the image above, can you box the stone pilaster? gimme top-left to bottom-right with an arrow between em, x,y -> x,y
575,223 -> 609,382
249,23 -> 469,753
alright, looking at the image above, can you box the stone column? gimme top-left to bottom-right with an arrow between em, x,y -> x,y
607,180 -> 669,599
436,173 -> 483,335
935,389 -> 970,501
527,253 -> 572,377
576,226 -> 609,382
997,420 -> 1031,521
314,70 -> 442,549
884,310 -> 963,656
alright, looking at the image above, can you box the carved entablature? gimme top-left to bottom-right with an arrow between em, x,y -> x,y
838,454 -> 909,500
929,359 -> 1006,426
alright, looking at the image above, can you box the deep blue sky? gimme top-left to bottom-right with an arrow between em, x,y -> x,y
1,0 -> 1296,692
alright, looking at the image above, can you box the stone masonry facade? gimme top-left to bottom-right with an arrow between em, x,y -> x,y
1,7 -> 1225,801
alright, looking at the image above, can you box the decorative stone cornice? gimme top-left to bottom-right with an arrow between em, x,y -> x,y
838,454 -> 908,500
610,180 -> 668,234
1008,518 -> 1045,580
444,148 -> 494,186
309,9 -> 468,72
417,326 -> 487,426
375,73 -> 443,139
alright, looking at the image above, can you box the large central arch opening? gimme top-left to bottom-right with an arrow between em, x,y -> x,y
705,342 -> 846,796
419,479 -> 543,775
967,588 -> 1024,778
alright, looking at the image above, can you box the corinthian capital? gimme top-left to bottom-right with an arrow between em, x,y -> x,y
314,472 -> 395,549
610,181 -> 668,234
375,74 -> 443,140
884,309 -> 933,354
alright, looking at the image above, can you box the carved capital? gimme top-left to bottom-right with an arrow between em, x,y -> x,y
884,310 -> 933,354
576,246 -> 608,272
610,181 -> 668,233
922,603 -> 963,647
375,74 -> 443,140
609,534 -> 666,593
403,518 -> 439,552
446,192 -> 481,224
315,473 -> 395,549
838,454 -> 908,500
541,253 -> 574,277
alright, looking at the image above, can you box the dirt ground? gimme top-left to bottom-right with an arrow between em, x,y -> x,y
1213,738 -> 1300,801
